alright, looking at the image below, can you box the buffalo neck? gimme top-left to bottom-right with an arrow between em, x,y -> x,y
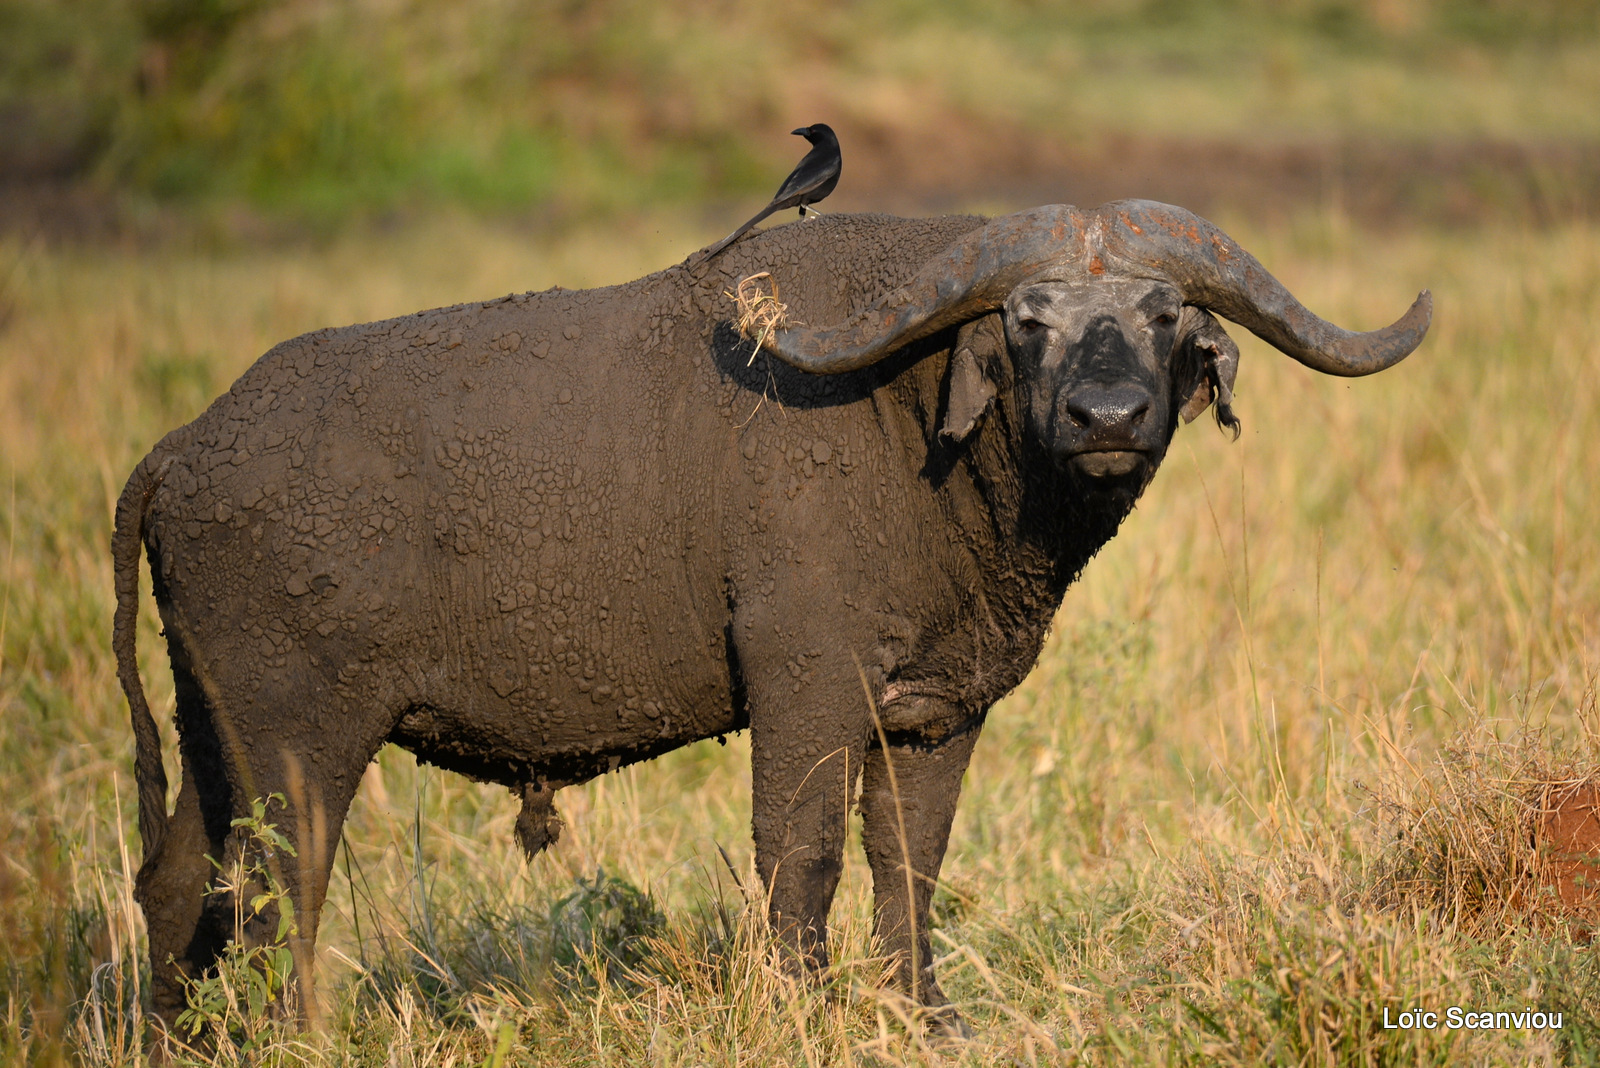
942,368 -> 1139,659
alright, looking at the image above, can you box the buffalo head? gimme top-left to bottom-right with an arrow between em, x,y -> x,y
754,200 -> 1430,489
1006,276 -> 1188,492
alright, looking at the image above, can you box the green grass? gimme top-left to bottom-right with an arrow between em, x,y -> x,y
6,0 -> 1600,221
2,199 -> 1599,1063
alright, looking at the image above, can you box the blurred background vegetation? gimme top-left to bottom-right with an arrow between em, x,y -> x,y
5,3 -> 1600,1063
3,0 -> 1600,229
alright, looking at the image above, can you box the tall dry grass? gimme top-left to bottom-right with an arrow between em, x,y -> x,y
1,201 -> 1598,1064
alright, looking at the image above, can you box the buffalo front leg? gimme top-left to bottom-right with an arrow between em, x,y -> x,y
747,661 -> 870,977
860,706 -> 983,1026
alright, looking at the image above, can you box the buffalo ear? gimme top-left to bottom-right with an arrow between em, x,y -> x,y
1176,307 -> 1242,438
938,315 -> 1002,446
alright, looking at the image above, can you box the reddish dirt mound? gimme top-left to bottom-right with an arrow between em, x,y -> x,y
1538,783 -> 1600,934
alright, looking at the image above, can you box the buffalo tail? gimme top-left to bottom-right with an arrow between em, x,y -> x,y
112,448 -> 173,868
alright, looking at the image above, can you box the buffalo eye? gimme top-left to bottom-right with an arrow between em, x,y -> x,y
1151,311 -> 1177,327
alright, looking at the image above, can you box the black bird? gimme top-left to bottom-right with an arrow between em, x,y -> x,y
701,123 -> 841,261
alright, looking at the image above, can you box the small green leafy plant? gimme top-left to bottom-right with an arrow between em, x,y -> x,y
173,794 -> 299,1050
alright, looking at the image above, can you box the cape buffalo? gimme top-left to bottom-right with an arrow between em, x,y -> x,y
114,200 -> 1429,1030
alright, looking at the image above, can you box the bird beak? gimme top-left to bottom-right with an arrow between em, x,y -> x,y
790,127 -> 810,137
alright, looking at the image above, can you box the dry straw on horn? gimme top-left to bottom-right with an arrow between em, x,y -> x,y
727,272 -> 792,365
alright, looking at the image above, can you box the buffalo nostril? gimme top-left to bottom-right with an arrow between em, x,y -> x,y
1063,385 -> 1152,435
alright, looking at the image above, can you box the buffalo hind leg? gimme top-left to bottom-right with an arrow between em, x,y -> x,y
137,657 -> 236,1033
139,752 -> 235,1030
860,708 -> 983,1035
217,725 -> 381,1029
163,656 -> 389,1032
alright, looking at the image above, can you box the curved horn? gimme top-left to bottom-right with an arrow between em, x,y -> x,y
761,199 -> 1430,378
761,206 -> 1084,374
1098,200 -> 1431,377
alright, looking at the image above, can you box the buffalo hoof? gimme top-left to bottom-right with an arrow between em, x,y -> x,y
924,1003 -> 974,1042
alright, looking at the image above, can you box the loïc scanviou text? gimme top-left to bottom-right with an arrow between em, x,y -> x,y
1383,1007 -> 1563,1031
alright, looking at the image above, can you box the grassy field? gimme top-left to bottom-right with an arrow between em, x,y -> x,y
2,196 -> 1599,1066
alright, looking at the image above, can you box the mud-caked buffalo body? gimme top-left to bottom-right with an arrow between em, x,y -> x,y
115,201 -> 1429,1028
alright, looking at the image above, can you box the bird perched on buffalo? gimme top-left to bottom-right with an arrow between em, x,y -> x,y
700,123 -> 841,261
